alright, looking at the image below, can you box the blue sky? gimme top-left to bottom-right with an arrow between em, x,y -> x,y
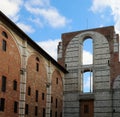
0,0 -> 120,60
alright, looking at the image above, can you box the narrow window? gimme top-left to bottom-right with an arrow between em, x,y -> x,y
56,99 -> 58,108
36,90 -> 38,102
83,71 -> 93,93
2,40 -> 7,51
35,106 -> 38,116
36,57 -> 39,72
25,104 -> 29,115
14,101 -> 18,113
51,97 -> 53,103
42,93 -> 44,100
2,31 -> 8,38
60,112 -> 62,117
55,111 -> 57,117
2,76 -> 6,92
0,98 -> 5,111
36,63 -> 39,71
84,104 -> 89,113
43,108 -> 45,117
13,80 -> 17,90
28,87 -> 31,96
56,78 -> 58,84
50,110 -> 52,117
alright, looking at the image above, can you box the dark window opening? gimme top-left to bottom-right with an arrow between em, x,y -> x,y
50,110 -> 52,117
35,106 -> 38,116
0,98 -> 5,111
25,104 -> 29,115
56,78 -> 58,84
2,31 -> 8,38
60,112 -> 62,117
28,87 -> 31,96
84,104 -> 89,114
36,57 -> 39,62
36,63 -> 39,72
42,93 -> 44,100
13,80 -> 17,90
56,99 -> 58,108
43,108 -> 45,117
14,101 -> 18,113
51,97 -> 53,103
55,111 -> 57,117
2,40 -> 7,51
36,90 -> 38,102
2,76 -> 6,92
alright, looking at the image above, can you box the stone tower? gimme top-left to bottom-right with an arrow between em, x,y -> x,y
58,26 -> 120,117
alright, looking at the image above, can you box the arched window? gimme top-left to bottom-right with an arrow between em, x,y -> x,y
83,71 -> 93,93
2,31 -> 8,38
83,38 -> 93,65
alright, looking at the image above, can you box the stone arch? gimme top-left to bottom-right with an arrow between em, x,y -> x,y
51,69 -> 63,117
0,24 -> 21,116
65,31 -> 110,91
26,53 -> 47,116
0,24 -> 21,56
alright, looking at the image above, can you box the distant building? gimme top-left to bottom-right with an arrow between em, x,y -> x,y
0,11 -> 67,117
58,26 -> 120,117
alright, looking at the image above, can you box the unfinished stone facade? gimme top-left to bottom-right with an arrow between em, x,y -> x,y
0,11 -> 67,117
58,26 -> 120,117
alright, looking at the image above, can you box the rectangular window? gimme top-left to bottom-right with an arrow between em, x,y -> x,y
36,63 -> 39,72
35,106 -> 38,116
42,93 -> 44,100
50,110 -> 52,117
14,101 -> 18,113
51,97 -> 53,103
28,87 -> 31,96
25,104 -> 29,115
2,40 -> 7,51
84,104 -> 89,113
55,111 -> 57,117
2,76 -> 6,92
56,99 -> 58,108
0,98 -> 5,111
36,90 -> 38,102
13,80 -> 17,90
43,108 -> 45,117
56,78 -> 58,84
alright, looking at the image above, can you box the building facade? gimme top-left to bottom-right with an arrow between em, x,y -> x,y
58,26 -> 120,117
0,11 -> 67,117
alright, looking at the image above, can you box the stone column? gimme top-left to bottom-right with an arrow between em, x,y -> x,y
46,61 -> 52,117
19,39 -> 27,117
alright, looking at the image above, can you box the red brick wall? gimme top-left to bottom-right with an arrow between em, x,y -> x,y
26,54 -> 47,117
0,26 -> 21,117
51,70 -> 63,117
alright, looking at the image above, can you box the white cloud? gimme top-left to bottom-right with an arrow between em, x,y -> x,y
83,50 -> 93,65
0,0 -> 23,22
91,0 -> 120,33
24,0 -> 68,28
17,22 -> 35,33
37,39 -> 60,60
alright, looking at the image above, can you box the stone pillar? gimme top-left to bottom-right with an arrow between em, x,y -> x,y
19,39 -> 27,117
46,61 -> 52,117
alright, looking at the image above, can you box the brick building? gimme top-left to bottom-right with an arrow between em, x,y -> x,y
0,11 -> 67,117
58,26 -> 120,117
1,11 -> 120,117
